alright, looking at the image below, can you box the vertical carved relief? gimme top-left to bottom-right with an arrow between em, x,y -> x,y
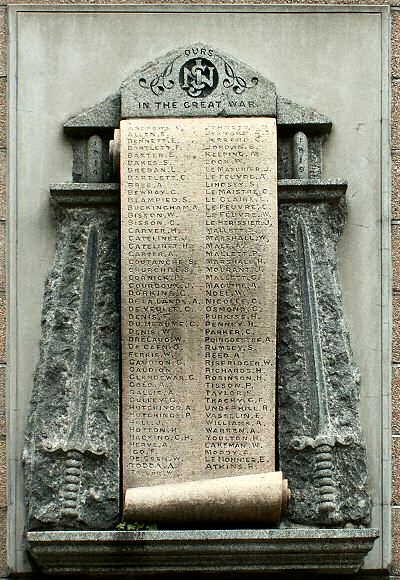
292,132 -> 309,179
292,217 -> 350,521
23,194 -> 120,530
277,200 -> 371,526
87,136 -> 104,183
23,47 -> 372,533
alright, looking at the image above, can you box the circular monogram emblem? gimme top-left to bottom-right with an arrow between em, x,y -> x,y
179,58 -> 219,98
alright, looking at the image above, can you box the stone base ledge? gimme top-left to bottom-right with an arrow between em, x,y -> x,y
27,528 -> 379,576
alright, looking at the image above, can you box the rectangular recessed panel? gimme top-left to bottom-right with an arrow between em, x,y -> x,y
121,117 -> 277,490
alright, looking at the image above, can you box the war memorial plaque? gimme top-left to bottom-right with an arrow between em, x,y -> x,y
121,117 -> 278,491
22,37 -> 379,572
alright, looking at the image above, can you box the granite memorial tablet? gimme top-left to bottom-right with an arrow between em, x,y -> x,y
121,117 -> 278,491
23,42 -> 376,568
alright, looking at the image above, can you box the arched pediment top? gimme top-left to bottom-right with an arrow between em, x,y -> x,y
120,43 -> 276,118
64,44 -> 331,134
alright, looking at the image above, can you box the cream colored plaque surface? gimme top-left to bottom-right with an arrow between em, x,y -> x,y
121,117 -> 277,490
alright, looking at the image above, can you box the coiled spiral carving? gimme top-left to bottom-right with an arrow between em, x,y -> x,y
315,444 -> 336,515
61,450 -> 82,518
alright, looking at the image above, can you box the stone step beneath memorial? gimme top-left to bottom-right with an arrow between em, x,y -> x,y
27,528 -> 379,576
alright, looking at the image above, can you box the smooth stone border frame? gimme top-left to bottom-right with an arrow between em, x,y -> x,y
27,528 -> 379,576
7,4 -> 391,575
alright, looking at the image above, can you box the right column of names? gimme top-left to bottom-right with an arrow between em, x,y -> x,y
203,119 -> 277,475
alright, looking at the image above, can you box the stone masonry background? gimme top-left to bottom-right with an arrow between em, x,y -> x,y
0,0 -> 398,577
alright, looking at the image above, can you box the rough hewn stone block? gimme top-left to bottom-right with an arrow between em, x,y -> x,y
0,10 -> 6,78
393,437 -> 400,505
393,153 -> 400,220
0,367 -> 5,437
0,507 -> 7,577
23,196 -> 120,531
393,82 -> 400,150
0,150 -> 5,221
0,79 -> 5,151
0,222 -> 5,294
393,295 -> 400,363
393,507 -> 400,575
0,297 -> 4,365
393,367 -> 400,434
0,441 -> 6,509
393,11 -> 400,79
394,226 -> 400,292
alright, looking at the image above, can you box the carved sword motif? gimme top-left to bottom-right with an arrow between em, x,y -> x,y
67,224 -> 99,451
43,225 -> 105,520
291,217 -> 353,521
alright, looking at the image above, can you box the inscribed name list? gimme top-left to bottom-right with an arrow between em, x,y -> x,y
121,117 -> 278,491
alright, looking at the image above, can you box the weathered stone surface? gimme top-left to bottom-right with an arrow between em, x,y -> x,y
277,197 -> 371,526
392,80 -> 400,150
393,507 -> 400,575
0,219 -> 5,293
0,507 -> 7,577
394,295 -> 400,363
0,366 -> 5,436
64,93 -> 120,131
277,179 -> 346,203
25,46 -> 372,535
392,152 -> 400,220
0,440 -> 5,508
3,0 -> 396,5
277,137 -> 326,181
121,117 -> 278,489
0,78 -> 6,149
23,189 -> 120,530
70,135 -> 115,184
121,44 -> 276,119
392,11 -> 400,79
27,528 -> 379,576
0,296 -> 5,365
277,96 -> 331,131
393,436 -> 400,506
393,224 -> 400,292
50,183 -> 119,207
393,367 -> 400,434
0,9 -> 6,78
0,149 -> 5,221
292,132 -> 309,179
